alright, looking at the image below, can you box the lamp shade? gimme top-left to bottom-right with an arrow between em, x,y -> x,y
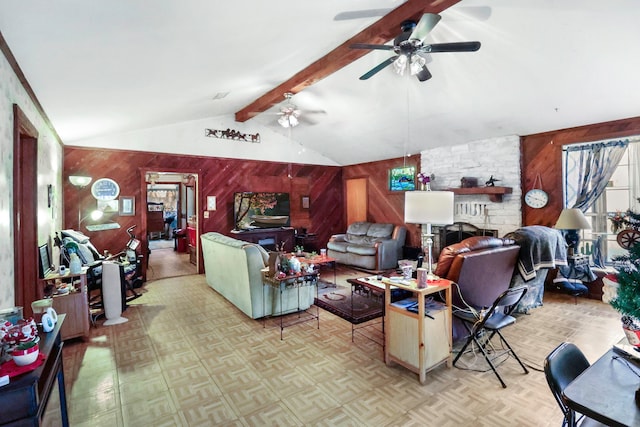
555,208 -> 591,230
68,175 -> 92,188
404,191 -> 455,225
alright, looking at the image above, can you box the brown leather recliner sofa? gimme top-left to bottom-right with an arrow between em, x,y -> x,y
434,236 -> 520,341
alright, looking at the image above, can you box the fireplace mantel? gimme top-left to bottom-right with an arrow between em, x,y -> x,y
447,186 -> 513,203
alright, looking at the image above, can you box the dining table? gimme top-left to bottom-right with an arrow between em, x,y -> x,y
562,345 -> 640,427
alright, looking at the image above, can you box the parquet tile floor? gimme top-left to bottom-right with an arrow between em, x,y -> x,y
60,270 -> 623,426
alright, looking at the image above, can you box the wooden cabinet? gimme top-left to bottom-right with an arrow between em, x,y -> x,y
42,269 -> 89,341
231,228 -> 295,252
384,279 -> 452,384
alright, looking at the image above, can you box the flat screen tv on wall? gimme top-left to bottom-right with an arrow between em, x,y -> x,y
234,192 -> 291,230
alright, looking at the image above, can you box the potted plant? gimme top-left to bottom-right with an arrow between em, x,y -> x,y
610,242 -> 640,347
294,245 -> 304,256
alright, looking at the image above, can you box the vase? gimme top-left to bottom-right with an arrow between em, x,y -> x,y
420,182 -> 430,191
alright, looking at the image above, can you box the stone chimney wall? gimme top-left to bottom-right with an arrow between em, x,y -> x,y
420,135 -> 522,237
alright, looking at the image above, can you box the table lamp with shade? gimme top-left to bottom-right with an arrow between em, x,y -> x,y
404,190 -> 455,281
555,208 -> 591,256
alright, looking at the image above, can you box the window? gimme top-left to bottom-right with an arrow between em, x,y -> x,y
577,139 -> 640,263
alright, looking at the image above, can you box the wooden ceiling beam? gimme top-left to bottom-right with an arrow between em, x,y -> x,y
235,0 -> 462,122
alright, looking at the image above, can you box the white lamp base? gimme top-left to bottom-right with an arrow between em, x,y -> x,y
103,316 -> 128,326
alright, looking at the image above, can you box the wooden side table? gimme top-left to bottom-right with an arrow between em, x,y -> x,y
41,268 -> 90,341
0,314 -> 69,426
384,278 -> 452,384
262,270 -> 319,340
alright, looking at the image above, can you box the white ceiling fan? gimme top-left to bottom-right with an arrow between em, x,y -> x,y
275,93 -> 326,128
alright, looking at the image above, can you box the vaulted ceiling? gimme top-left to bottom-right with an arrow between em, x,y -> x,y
1,0 -> 640,165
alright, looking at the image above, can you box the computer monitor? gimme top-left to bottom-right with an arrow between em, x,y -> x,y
38,243 -> 53,278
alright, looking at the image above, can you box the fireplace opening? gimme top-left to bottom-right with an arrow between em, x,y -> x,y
433,222 -> 498,258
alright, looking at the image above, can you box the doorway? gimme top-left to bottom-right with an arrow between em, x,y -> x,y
144,172 -> 198,280
346,178 -> 368,225
13,105 -> 39,317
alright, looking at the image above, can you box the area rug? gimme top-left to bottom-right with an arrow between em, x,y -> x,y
314,283 -> 383,324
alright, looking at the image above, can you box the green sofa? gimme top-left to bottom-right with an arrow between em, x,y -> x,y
327,222 -> 406,271
201,232 -> 314,319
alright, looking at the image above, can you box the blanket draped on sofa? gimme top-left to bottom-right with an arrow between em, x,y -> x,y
505,226 -> 568,313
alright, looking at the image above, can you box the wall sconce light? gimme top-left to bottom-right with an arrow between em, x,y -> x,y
68,175 -> 92,188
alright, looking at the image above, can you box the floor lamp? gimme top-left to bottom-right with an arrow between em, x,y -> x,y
404,190 -> 455,281
68,175 -> 92,229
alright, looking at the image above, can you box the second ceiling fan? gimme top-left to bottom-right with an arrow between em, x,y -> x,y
350,13 -> 480,82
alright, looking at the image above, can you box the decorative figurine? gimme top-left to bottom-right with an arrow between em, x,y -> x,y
485,175 -> 500,187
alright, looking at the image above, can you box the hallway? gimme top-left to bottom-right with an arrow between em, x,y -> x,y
146,238 -> 196,280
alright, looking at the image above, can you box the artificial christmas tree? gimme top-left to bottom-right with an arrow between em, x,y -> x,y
610,242 -> 640,347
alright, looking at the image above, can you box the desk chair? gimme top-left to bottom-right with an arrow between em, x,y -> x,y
453,285 -> 529,388
544,342 -> 607,427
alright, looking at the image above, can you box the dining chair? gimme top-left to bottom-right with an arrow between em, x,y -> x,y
452,285 -> 529,388
544,342 -> 607,427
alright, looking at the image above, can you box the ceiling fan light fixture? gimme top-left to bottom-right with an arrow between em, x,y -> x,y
393,54 -> 408,76
409,55 -> 426,75
278,114 -> 299,128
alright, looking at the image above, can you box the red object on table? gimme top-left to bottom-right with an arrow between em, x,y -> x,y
0,352 -> 46,378
187,227 -> 196,246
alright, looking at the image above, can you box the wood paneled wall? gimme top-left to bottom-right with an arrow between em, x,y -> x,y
63,114 -> 640,274
342,156 -> 422,248
521,115 -> 640,226
64,147 -> 344,274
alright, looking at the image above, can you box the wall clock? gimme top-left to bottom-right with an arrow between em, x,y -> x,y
91,178 -> 120,201
525,174 -> 548,208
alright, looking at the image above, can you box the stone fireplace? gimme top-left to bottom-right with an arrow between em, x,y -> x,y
420,134 -> 523,251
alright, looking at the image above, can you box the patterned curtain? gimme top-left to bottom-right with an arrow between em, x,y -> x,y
563,139 -> 629,211
629,142 -> 640,214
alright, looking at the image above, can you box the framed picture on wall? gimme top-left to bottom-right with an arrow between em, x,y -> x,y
119,196 -> 135,216
389,166 -> 416,191
301,195 -> 310,210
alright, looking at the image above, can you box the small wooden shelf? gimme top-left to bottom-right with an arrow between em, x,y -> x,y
447,186 -> 513,202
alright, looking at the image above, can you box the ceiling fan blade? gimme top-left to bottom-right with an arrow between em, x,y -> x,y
334,6 -> 491,21
359,56 -> 398,80
416,65 -> 432,82
302,109 -> 327,115
334,8 -> 392,21
410,13 -> 441,42
350,43 -> 394,51
426,41 -> 481,53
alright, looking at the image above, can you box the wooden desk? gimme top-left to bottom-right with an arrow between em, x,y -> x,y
384,278 -> 452,384
42,268 -> 90,341
0,314 -> 69,426
563,348 -> 640,427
